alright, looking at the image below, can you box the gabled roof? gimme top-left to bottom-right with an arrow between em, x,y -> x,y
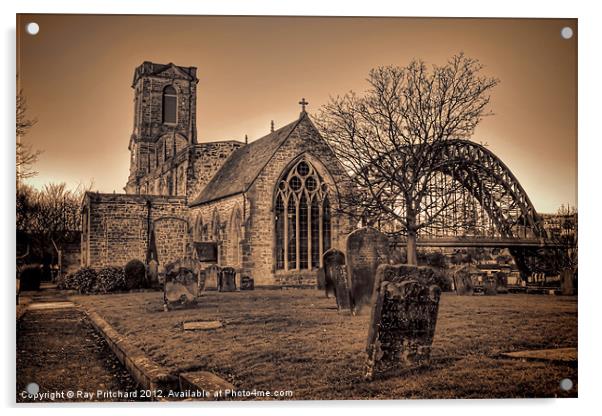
189,114 -> 308,206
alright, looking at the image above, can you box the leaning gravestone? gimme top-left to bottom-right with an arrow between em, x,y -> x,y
452,266 -> 475,296
322,248 -> 352,312
204,264 -> 221,291
163,256 -> 204,310
220,267 -> 237,292
346,227 -> 391,314
365,264 -> 441,380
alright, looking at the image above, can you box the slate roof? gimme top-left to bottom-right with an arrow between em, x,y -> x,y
189,114 -> 306,206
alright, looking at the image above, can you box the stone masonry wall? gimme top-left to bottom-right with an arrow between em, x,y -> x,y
189,194 -> 245,269
187,141 -> 244,202
243,115 -> 355,286
189,115 -> 355,287
82,193 -> 189,268
126,65 -> 197,193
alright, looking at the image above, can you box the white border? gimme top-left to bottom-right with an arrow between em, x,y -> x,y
2,1 -> 599,415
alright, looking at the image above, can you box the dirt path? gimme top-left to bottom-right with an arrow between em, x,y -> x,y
16,290 -> 140,403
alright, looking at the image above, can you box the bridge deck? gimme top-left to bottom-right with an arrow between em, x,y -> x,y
395,238 -> 564,248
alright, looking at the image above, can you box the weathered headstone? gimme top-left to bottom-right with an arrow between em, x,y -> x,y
561,269 -> 576,295
495,271 -> 508,294
204,264 -> 221,291
183,320 -> 223,331
317,267 -> 335,298
346,227 -> 391,314
147,258 -> 159,288
240,274 -> 254,290
164,256 -> 203,310
452,266 -> 474,296
220,267 -> 237,292
365,264 -> 441,379
322,248 -> 352,311
483,276 -> 498,295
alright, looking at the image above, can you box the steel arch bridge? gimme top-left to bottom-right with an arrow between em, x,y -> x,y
394,139 -> 567,277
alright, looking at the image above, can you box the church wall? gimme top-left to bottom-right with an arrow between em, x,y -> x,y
241,117 -> 355,287
81,193 -> 189,269
189,194 -> 245,270
186,141 -> 244,202
188,117 -> 355,287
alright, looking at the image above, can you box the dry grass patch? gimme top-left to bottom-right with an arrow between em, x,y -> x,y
73,290 -> 577,400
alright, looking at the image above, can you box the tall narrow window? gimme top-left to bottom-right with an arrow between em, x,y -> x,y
162,85 -> 177,124
287,196 -> 297,269
323,196 -> 331,253
275,194 -> 285,269
275,159 -> 331,271
311,198 -> 320,268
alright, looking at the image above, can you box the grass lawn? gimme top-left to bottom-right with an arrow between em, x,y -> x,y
72,289 -> 577,400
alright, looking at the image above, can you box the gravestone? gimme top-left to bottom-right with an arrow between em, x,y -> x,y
220,267 -> 237,292
495,271 -> 508,294
317,268 -> 335,298
204,264 -> 221,291
322,248 -> 352,311
365,264 -> 441,379
147,258 -> 159,288
561,269 -> 576,295
483,276 -> 498,295
346,227 -> 391,314
240,274 -> 254,290
183,320 -> 223,331
163,256 -> 204,310
452,266 -> 474,296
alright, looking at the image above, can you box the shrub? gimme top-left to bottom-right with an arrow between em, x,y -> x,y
70,267 -> 98,294
95,266 -> 126,293
56,272 -> 73,290
18,264 -> 42,291
430,269 -> 453,292
124,259 -> 147,290
424,252 -> 448,269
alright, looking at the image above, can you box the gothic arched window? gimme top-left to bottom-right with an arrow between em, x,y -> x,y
193,214 -> 204,242
275,159 -> 331,271
162,85 -> 177,124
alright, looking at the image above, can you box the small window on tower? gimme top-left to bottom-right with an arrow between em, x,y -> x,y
162,85 -> 177,124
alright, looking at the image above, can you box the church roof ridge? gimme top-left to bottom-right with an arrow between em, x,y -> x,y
189,114 -> 309,206
194,139 -> 246,146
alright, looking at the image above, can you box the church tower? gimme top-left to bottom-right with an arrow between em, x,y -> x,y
125,61 -> 198,194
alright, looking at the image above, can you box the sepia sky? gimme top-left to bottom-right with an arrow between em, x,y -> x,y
17,14 -> 577,213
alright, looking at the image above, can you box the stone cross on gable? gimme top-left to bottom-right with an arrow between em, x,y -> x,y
299,98 -> 309,113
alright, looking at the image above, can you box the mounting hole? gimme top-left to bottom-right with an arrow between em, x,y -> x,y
26,22 -> 40,35
560,27 -> 573,40
559,378 -> 573,391
26,382 -> 40,395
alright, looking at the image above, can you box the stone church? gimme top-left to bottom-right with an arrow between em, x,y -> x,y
81,61 -> 354,287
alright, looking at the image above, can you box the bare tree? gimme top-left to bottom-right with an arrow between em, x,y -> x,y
16,88 -> 41,183
17,181 -> 90,261
315,54 -> 499,265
